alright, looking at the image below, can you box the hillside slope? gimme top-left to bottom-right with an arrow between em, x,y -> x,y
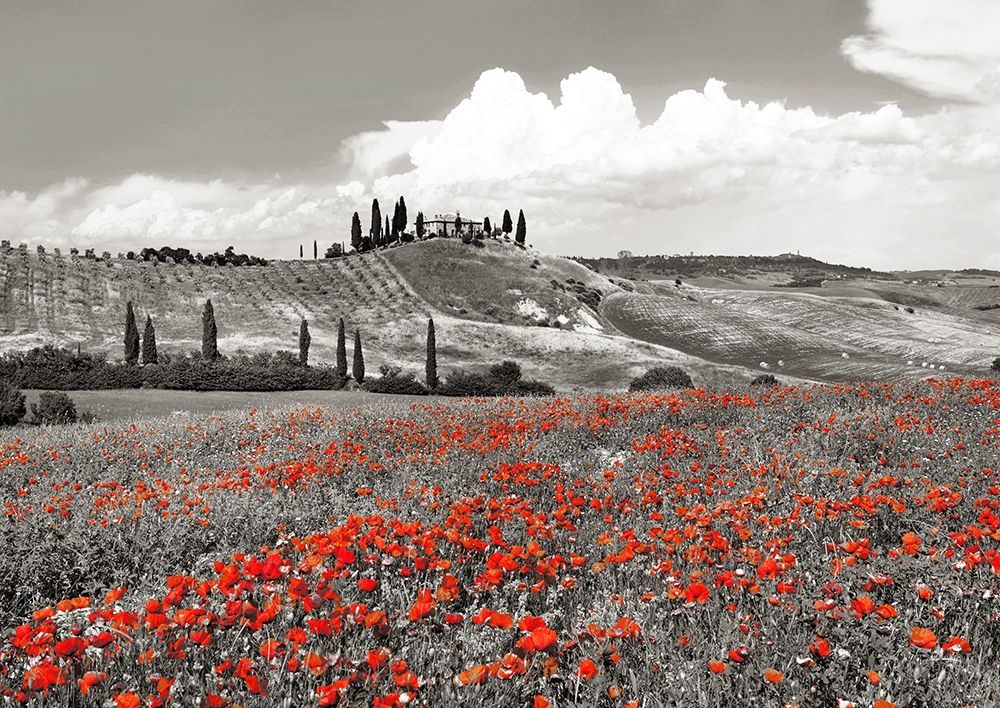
0,241 -> 758,391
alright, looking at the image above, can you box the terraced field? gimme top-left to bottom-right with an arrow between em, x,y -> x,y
602,287 -> 1000,381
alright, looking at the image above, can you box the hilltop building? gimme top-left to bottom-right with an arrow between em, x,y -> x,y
424,213 -> 483,237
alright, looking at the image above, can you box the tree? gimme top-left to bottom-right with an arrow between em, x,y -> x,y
502,209 -> 513,236
325,242 -> 343,258
425,317 -> 438,390
351,212 -> 363,252
370,199 -> 382,247
141,315 -> 158,365
483,216 -> 492,237
454,214 -> 462,236
313,240 -> 318,260
299,244 -> 304,258
124,301 -> 140,365
384,215 -> 391,246
515,209 -> 526,245
397,196 -> 407,234
993,357 -> 1000,373
202,300 -> 219,361
415,211 -> 425,239
352,329 -> 365,384
0,379 -> 26,426
298,319 -> 311,366
336,318 -> 347,377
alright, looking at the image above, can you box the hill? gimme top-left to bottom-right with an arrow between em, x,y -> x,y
0,240 -> 748,392
2,239 -> 998,389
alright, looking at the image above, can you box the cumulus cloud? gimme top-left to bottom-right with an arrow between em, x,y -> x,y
3,59 -> 1000,269
842,0 -> 1000,103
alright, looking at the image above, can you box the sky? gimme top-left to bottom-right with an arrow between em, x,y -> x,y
1,0 -> 998,269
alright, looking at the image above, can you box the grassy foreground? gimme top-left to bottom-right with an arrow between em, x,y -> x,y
0,380 -> 998,706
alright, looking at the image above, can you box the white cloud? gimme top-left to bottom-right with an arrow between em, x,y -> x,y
842,0 -> 1000,103
2,58 -> 1000,270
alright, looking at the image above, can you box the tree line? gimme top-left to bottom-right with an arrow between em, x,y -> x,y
307,196 -> 527,258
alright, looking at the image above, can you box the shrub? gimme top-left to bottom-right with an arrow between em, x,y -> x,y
438,361 -> 555,397
0,379 -> 26,426
364,366 -> 428,395
437,370 -> 500,397
628,366 -> 694,392
488,361 -> 523,391
993,357 -> 1000,373
30,391 -> 77,425
750,373 -> 779,387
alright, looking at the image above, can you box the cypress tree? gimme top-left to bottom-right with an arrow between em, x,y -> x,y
336,317 -> 347,377
299,244 -> 303,258
313,240 -> 318,260
202,300 -> 219,361
398,197 -> 408,233
298,319 -> 311,366
141,315 -> 158,365
502,209 -> 513,236
352,329 -> 365,384
515,209 -> 526,245
124,301 -> 140,364
415,211 -> 425,239
370,199 -> 382,248
483,216 -> 492,237
351,212 -> 363,252
384,216 -> 391,246
425,317 -> 438,390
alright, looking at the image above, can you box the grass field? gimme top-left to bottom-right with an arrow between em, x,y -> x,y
1,380 -> 998,706
22,389 -> 432,422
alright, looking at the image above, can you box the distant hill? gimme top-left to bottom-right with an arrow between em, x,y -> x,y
573,253 -> 893,281
2,239 -> 998,389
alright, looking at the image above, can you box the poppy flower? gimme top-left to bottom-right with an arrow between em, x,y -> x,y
708,660 -> 726,674
763,668 -> 783,683
578,659 -> 598,680
909,627 -> 937,650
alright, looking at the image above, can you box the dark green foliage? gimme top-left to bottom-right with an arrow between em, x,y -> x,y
488,360 -> 522,391
515,209 -> 526,245
436,370 -> 498,397
30,391 -> 77,425
124,301 -> 140,365
384,216 -> 391,246
396,196 -> 407,234
370,199 -> 382,248
298,319 -> 311,366
138,245 -> 267,266
141,316 -> 158,365
438,360 -> 555,397
483,216 -> 492,236
425,318 -> 438,390
0,379 -> 26,426
628,366 -> 694,392
313,240 -> 318,260
415,211 -> 425,239
336,318 -> 348,378
353,329 -> 365,384
502,209 -> 513,235
750,373 -> 779,387
351,212 -> 363,252
299,244 -> 303,258
325,242 -> 344,258
202,300 -> 219,361
364,365 -> 428,395
0,346 -> 346,392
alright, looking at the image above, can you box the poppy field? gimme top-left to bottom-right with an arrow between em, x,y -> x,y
1,380 -> 998,707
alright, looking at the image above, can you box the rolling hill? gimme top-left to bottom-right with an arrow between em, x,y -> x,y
2,239 -> 997,390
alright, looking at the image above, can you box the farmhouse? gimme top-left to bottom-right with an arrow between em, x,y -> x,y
424,213 -> 483,237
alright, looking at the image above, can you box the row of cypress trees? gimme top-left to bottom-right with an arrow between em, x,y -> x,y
124,301 -> 158,365
125,300 -> 440,391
